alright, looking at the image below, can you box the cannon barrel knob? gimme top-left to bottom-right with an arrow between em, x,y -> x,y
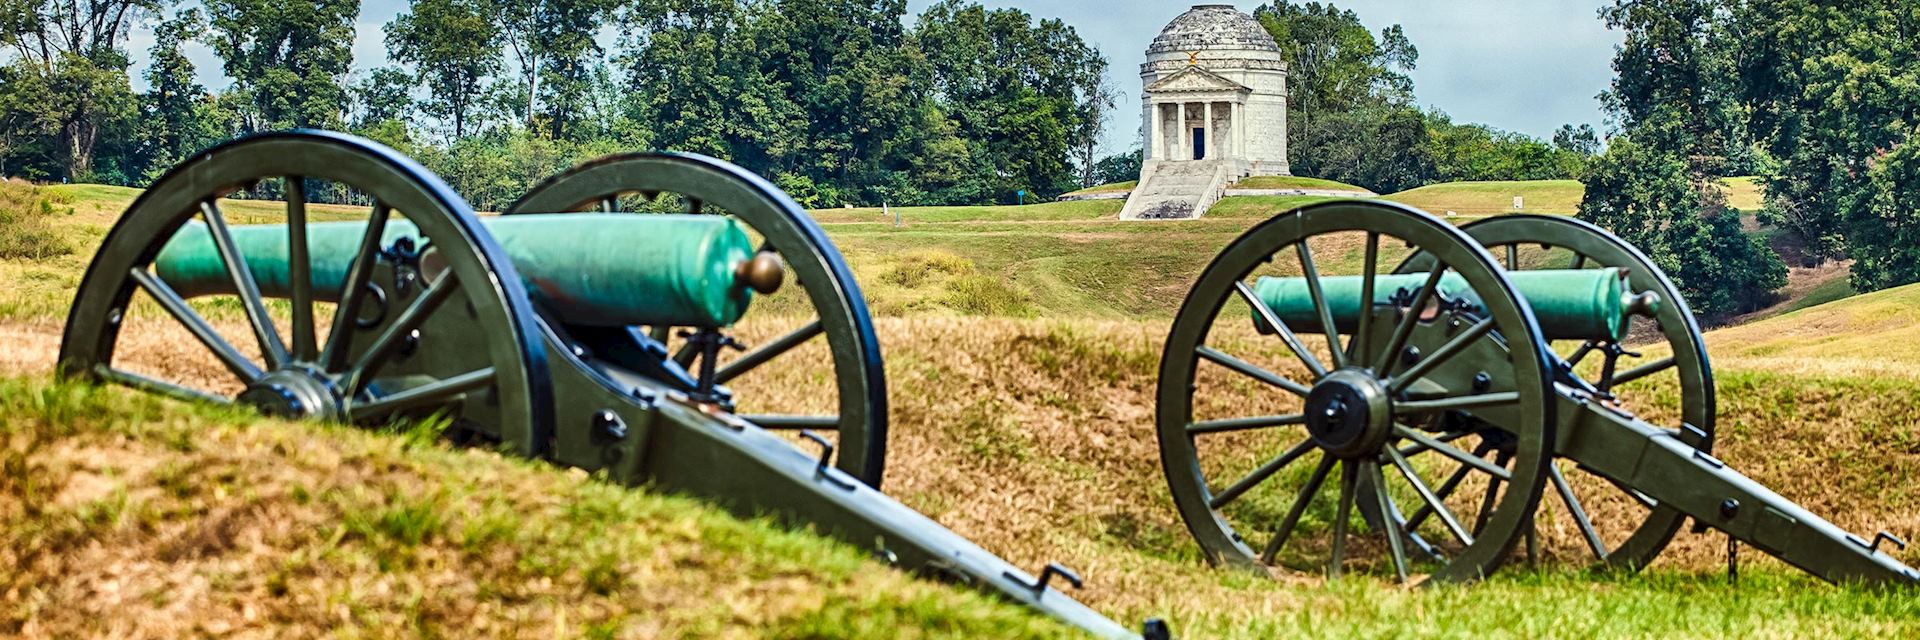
1622,290 -> 1662,318
735,251 -> 786,295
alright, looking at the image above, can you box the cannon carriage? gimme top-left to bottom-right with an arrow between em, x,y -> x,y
57,130 -> 1153,639
1157,199 -> 1920,586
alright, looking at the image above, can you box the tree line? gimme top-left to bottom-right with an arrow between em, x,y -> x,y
0,0 -> 1113,210
1578,0 -> 1920,318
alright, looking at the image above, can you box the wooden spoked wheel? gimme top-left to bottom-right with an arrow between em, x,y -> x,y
59,130 -> 554,456
506,152 -> 888,486
1157,200 -> 1557,584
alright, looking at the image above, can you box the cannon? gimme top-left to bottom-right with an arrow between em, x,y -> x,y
1157,199 -> 1920,585
58,130 -> 1159,638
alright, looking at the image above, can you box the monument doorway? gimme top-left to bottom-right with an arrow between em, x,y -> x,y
1192,129 -> 1205,160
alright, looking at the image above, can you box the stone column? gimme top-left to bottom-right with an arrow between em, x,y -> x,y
1232,101 -> 1245,159
1149,102 -> 1163,161
1203,102 -> 1215,160
1167,102 -> 1182,160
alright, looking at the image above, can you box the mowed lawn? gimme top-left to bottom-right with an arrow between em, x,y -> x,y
4,179 -> 1918,637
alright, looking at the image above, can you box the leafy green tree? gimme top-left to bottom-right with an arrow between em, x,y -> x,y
1092,148 -> 1142,186
1581,133 -> 1783,317
1732,0 -> 1920,290
352,66 -> 416,129
915,0 -> 1108,200
1553,124 -> 1601,157
0,0 -> 156,180
137,9 -> 223,180
0,62 -> 59,179
205,0 -> 359,131
1254,2 -> 1417,156
386,0 -> 498,138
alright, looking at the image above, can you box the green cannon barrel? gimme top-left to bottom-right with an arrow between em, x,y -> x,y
1252,269 -> 1637,341
153,213 -> 758,328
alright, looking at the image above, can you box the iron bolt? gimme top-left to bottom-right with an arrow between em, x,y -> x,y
1473,372 -> 1493,393
593,409 -> 627,441
1402,346 -> 1421,366
1720,498 -> 1740,519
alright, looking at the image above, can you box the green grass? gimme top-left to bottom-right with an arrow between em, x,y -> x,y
1382,179 -> 1586,215
1722,176 -> 1765,212
1231,175 -> 1369,192
1060,180 -> 1136,196
0,376 -> 1072,637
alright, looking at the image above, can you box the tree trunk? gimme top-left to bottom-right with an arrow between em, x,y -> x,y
63,118 -> 96,181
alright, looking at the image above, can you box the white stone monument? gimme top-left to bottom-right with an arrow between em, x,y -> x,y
1121,4 -> 1290,220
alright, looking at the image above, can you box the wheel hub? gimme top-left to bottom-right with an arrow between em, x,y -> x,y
1304,369 -> 1393,458
238,366 -> 343,420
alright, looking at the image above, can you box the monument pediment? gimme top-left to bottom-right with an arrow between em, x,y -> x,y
1145,67 -> 1248,94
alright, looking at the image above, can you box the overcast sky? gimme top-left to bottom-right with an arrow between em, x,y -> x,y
127,1 -> 1623,155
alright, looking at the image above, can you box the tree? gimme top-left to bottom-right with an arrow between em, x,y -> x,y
1580,133 -> 1782,317
0,62 -> 59,178
204,0 -> 358,132
1254,2 -> 1417,159
1583,0 -> 1784,318
915,0 -> 1109,200
136,8 -> 221,179
1732,0 -> 1920,290
352,66 -> 416,129
386,0 -> 498,138
490,0 -> 617,134
1092,148 -> 1142,186
1553,123 -> 1601,157
0,0 -> 159,180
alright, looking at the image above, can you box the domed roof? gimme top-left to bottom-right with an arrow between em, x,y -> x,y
1146,4 -> 1281,56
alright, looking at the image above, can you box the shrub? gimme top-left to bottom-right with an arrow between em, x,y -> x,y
0,179 -> 71,261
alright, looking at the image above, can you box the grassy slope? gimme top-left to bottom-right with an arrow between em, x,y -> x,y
8,181 -> 1920,636
1230,175 -> 1369,192
0,378 -> 1066,637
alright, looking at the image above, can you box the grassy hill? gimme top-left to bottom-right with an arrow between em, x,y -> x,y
6,179 -> 1919,636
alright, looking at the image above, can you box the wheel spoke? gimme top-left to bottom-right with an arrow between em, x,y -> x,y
1505,244 -> 1518,270
1367,461 -> 1411,582
1327,460 -> 1358,578
1195,346 -> 1310,398
285,177 -> 318,361
1387,445 -> 1474,546
1393,425 -> 1512,480
1261,453 -> 1335,564
1296,241 -> 1345,369
129,267 -> 263,384
1188,413 -> 1306,435
1549,463 -> 1609,561
1396,391 -> 1520,414
1388,317 -> 1495,394
1350,232 -> 1379,364
1374,265 -> 1446,376
600,195 -> 619,213
1236,281 -> 1327,379
94,365 -> 232,406
1610,357 -> 1675,387
743,414 -> 842,430
1472,450 -> 1513,533
342,274 -> 457,393
716,319 -> 824,384
201,200 -> 288,369
348,366 -> 494,421
1208,437 -> 1316,509
688,197 -> 704,215
1404,442 -> 1488,531
1570,253 -> 1588,269
322,202 -> 392,370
